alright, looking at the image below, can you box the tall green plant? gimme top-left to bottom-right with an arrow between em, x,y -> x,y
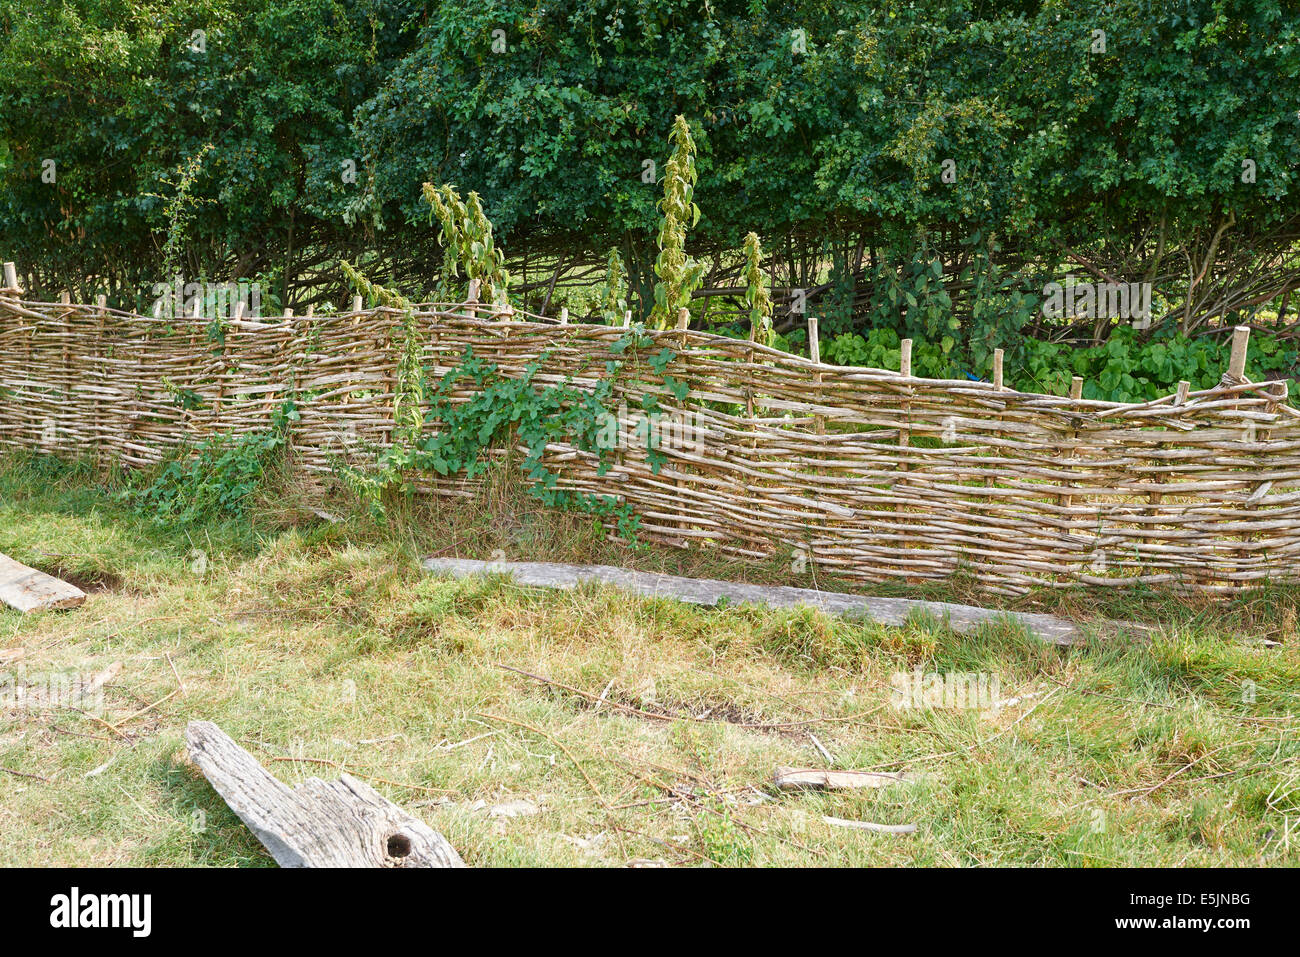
650,115 -> 706,330
128,401 -> 297,526
963,231 -> 1037,377
421,183 -> 510,304
462,191 -> 509,305
423,183 -> 467,300
741,232 -> 773,347
149,143 -> 215,292
599,249 -> 629,325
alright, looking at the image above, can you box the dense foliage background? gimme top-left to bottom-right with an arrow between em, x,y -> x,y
1,0 -> 1298,396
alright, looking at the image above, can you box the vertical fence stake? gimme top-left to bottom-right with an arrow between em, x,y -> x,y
1227,325 -> 1250,383
1151,379 -> 1191,512
350,294 -> 365,339
1146,379 -> 1190,575
898,338 -> 913,450
16,262 -> 34,442
1227,323 -> 1254,579
0,259 -> 17,455
808,316 -> 824,436
187,293 -> 201,348
270,308 -> 293,418
466,280 -> 480,321
94,295 -> 107,468
215,301 -> 242,419
896,339 -> 913,539
805,315 -> 825,576
983,349 -> 1006,493
1062,376 -> 1084,540
1224,325 -> 1254,589
295,305 -> 314,417
59,293 -> 72,455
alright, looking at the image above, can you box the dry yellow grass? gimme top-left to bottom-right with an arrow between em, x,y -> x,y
1,456 -> 1298,866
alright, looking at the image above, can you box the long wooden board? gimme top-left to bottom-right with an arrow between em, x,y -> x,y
423,557 -> 1084,644
0,553 -> 86,613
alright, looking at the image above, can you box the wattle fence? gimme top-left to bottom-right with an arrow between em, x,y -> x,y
2,276 -> 1298,596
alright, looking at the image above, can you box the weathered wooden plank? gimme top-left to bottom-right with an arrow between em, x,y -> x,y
184,721 -> 464,868
822,816 -> 917,834
422,557 -> 1083,645
774,767 -> 911,791
0,553 -> 86,613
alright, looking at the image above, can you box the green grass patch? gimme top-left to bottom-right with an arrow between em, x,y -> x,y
1,452 -> 1297,867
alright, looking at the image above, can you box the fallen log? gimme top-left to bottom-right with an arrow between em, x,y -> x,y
423,557 -> 1084,645
0,553 -> 86,613
184,721 -> 464,868
774,767 -> 911,791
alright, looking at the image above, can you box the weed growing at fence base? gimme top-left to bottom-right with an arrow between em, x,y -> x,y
123,403 -> 297,527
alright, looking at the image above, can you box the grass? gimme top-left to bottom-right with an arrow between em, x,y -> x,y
1,450 -> 1298,867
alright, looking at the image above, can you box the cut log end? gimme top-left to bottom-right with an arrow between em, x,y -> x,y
185,720 -> 465,868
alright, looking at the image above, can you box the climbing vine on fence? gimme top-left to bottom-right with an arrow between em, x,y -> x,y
335,258 -> 683,540
338,334 -> 657,541
339,260 -> 425,444
416,346 -> 641,539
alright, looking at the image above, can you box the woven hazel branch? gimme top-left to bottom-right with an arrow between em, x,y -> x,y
1,283 -> 1294,596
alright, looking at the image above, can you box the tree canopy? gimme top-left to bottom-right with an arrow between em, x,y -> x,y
1,0 -> 1297,369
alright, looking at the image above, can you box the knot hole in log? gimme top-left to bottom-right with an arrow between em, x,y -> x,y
386,832 -> 413,860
